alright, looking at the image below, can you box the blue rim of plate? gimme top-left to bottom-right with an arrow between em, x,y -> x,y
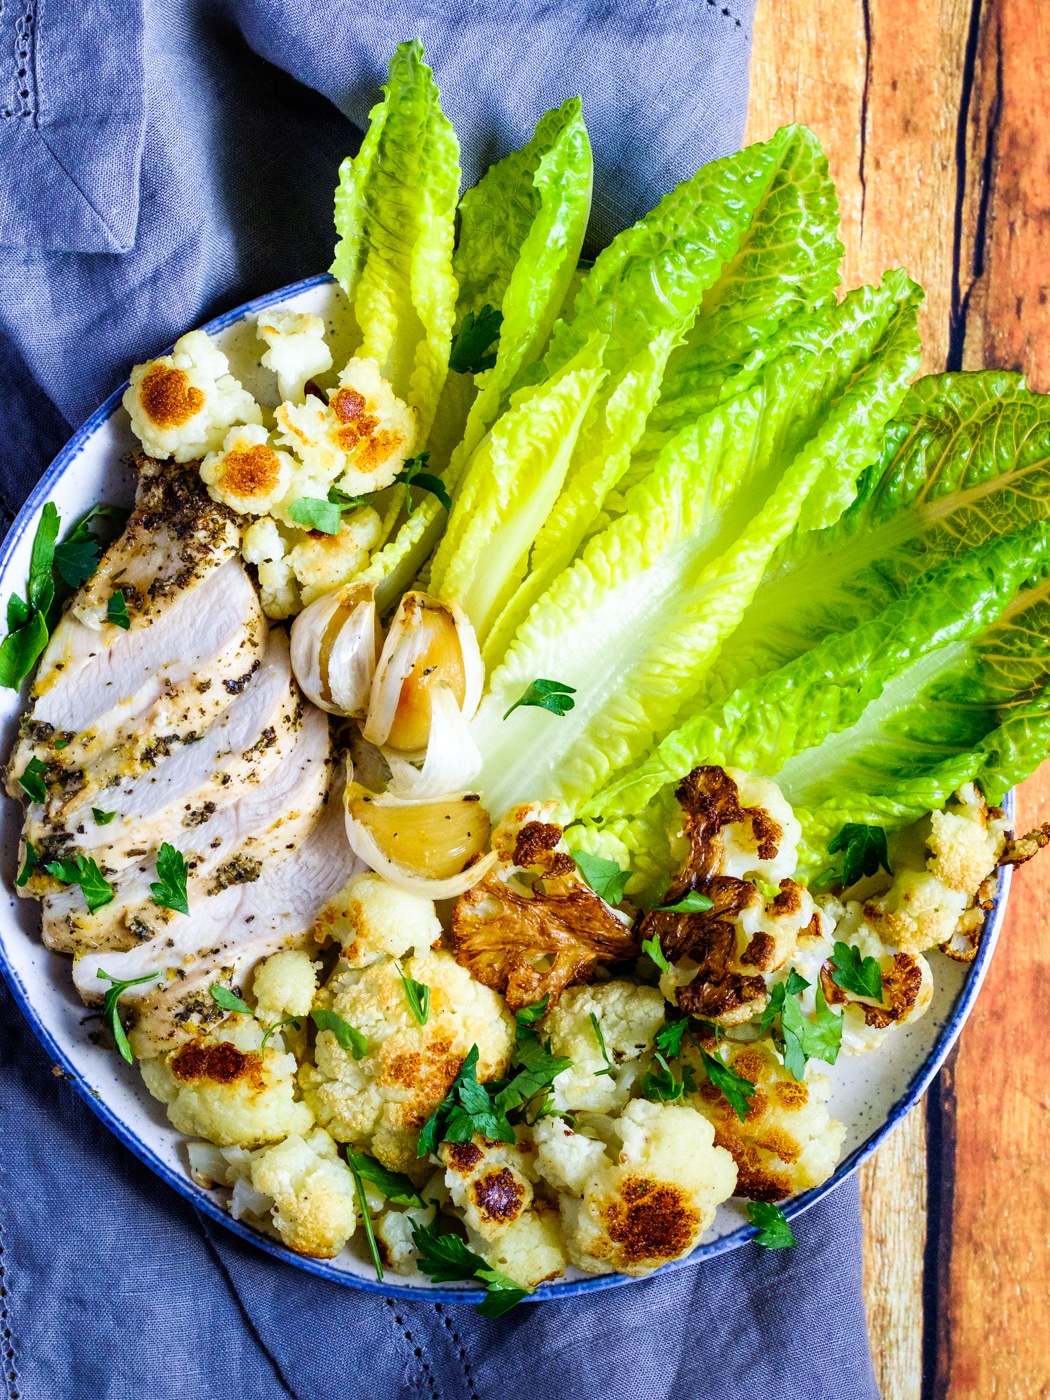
0,272 -> 1016,1304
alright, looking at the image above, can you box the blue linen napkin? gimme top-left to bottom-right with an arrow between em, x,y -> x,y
0,3 -> 881,1396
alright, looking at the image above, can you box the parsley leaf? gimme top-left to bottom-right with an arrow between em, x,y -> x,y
641,934 -> 670,973
150,842 -> 189,915
346,1153 -> 384,1281
503,678 -> 576,720
653,890 -> 714,913
52,504 -> 129,589
96,968 -> 159,1064
327,485 -> 368,512
106,589 -> 131,630
394,452 -> 452,516
27,502 -> 60,616
312,1007 -> 368,1059
411,1218 -> 529,1317
419,1046 -> 516,1156
346,1151 -> 425,1208
209,984 -> 253,1015
830,941 -> 884,1000
260,1017 -> 301,1052
18,756 -> 48,804
642,1051 -> 697,1103
396,963 -> 431,1025
808,866 -> 840,893
654,1015 -> 690,1059
288,496 -> 342,535
571,849 -> 631,905
16,840 -> 39,888
700,1047 -> 756,1122
762,976 -> 843,1081
589,1013 -> 615,1076
493,1035 -> 571,1118
92,807 -> 117,826
514,995 -> 550,1038
44,854 -> 114,913
827,823 -> 891,888
747,1200 -> 797,1249
448,305 -> 504,375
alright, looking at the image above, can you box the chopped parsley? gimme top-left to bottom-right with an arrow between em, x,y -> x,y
288,496 -> 343,535
747,1200 -> 796,1249
96,968 -> 159,1064
503,678 -> 576,720
0,504 -> 58,688
150,842 -> 189,915
209,984 -> 253,1015
653,1014 -> 690,1060
514,995 -> 550,1037
92,807 -> 117,826
346,1152 -> 384,1282
699,1046 -> 756,1122
346,1151 -> 426,1209
830,941 -> 884,1000
641,1051 -> 696,1103
493,1034 -> 571,1120
571,849 -> 631,905
411,1217 -> 529,1317
18,756 -> 48,804
260,1017 -> 301,1052
312,1007 -> 368,1059
641,934 -> 671,973
44,853 -> 114,913
394,451 -> 453,516
53,504 -> 128,588
760,973 -> 843,1081
418,1045 -> 516,1155
448,304 -> 504,375
16,840 -> 38,888
106,589 -> 131,629
589,1012 -> 615,1076
827,823 -> 891,889
395,963 -> 431,1026
653,890 -> 714,914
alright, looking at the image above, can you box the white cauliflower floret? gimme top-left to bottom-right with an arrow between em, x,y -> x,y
248,1128 -> 357,1258
863,785 -> 1007,956
140,1016 -> 313,1147
532,1116 -> 610,1197
274,356 -> 415,496
300,945 -> 514,1173
241,515 -> 300,618
546,981 -> 666,1114
467,1203 -> 567,1289
557,1098 -> 737,1277
685,1037 -> 845,1199
200,423 -> 295,515
285,506 -> 382,605
258,310 -> 333,403
439,1135 -> 536,1240
721,770 -> 802,884
313,871 -> 442,968
253,949 -> 319,1024
124,329 -> 261,461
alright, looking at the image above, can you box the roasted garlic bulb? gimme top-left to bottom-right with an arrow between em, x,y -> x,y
288,581 -> 381,716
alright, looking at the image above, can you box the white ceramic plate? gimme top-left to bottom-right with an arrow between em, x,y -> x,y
0,274 -> 1011,1303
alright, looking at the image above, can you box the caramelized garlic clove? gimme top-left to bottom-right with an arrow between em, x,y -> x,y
289,581 -> 380,716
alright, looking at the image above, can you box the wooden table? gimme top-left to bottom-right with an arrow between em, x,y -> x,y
746,4 -> 1050,1395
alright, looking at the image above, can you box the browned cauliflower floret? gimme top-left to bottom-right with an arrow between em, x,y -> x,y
313,870 -> 443,967
638,767 -> 814,1025
548,1099 -> 737,1277
299,945 -> 513,1174
684,1037 -> 845,1200
246,1128 -> 358,1258
438,1135 -> 536,1241
466,1202 -> 568,1289
545,981 -> 667,1114
451,813 -> 640,1010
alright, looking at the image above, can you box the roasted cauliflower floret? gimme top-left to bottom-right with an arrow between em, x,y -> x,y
200,423 -> 295,515
140,1016 -> 313,1147
300,946 -> 514,1173
285,506 -> 382,606
257,310 -> 334,403
546,981 -> 666,1114
241,515 -> 301,618
247,1128 -> 358,1257
439,1135 -> 536,1241
467,1202 -> 568,1289
864,785 -> 1008,958
720,769 -> 802,884
685,1037 -> 845,1200
638,767 -> 813,1026
252,949 -> 319,1024
556,1098 -> 737,1277
451,815 -> 640,1010
313,871 -> 443,968
124,329 -> 261,461
532,1115 -> 611,1196
274,355 -> 415,497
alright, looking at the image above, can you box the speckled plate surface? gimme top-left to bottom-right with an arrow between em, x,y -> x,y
0,274 -> 1013,1303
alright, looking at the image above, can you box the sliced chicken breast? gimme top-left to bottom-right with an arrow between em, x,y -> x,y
22,629 -> 302,875
43,701 -> 331,956
74,767 -> 359,1057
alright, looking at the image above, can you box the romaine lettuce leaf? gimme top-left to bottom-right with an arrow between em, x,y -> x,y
470,274 -> 921,820
330,39 -> 460,446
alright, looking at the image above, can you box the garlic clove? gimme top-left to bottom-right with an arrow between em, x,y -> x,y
289,581 -> 380,716
384,683 -> 482,801
364,592 -> 483,755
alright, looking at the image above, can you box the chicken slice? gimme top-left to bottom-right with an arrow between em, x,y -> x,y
22,630 -> 301,875
43,701 -> 331,956
74,766 -> 360,1056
